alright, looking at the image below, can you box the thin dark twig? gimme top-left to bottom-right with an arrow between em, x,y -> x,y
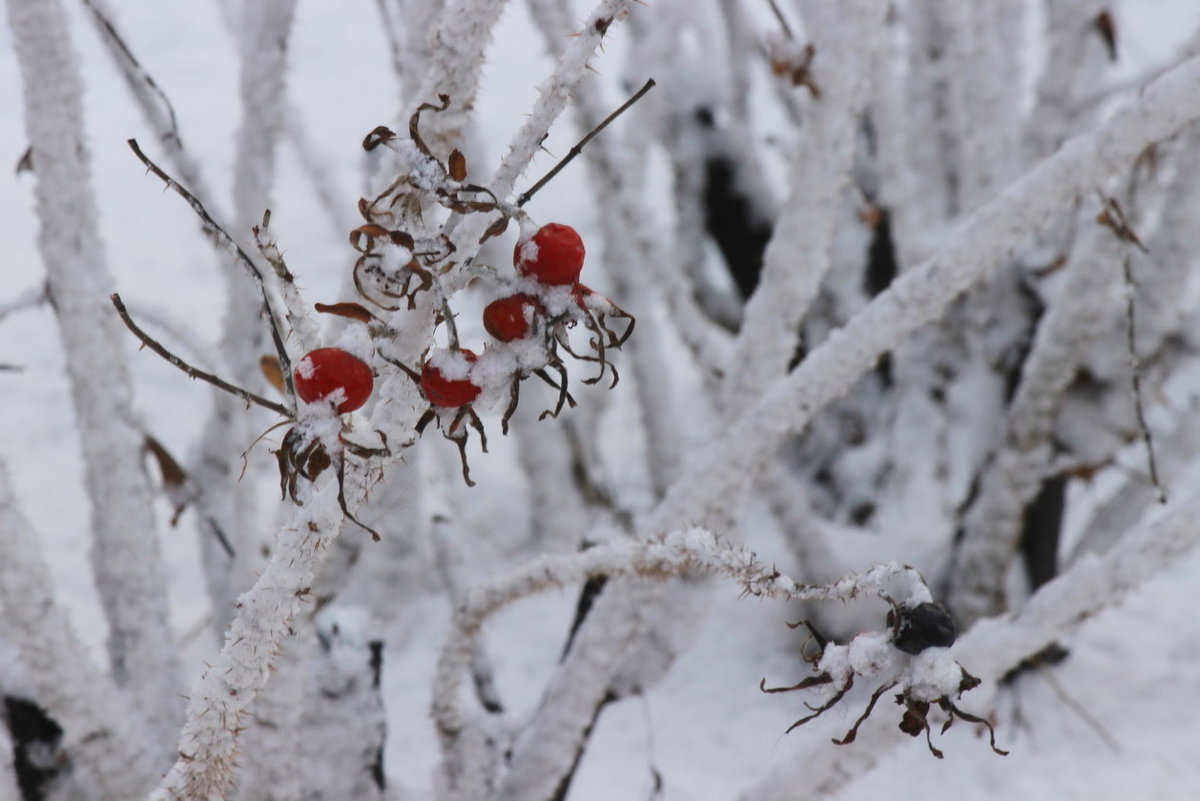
127,138 -> 296,401
517,78 -> 656,207
1096,193 -> 1164,502
766,0 -> 795,39
82,0 -> 181,147
1034,661 -> 1121,753
1120,254 -> 1165,503
111,293 -> 293,418
373,0 -> 406,87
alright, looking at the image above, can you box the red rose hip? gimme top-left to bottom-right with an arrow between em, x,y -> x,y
420,349 -> 481,408
514,223 -> 585,286
483,293 -> 542,342
293,348 -> 374,413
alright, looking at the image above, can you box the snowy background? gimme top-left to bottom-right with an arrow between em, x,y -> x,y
3,1 -> 1200,799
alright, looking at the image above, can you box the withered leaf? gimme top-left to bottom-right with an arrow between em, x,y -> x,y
260,355 -> 286,394
144,434 -> 187,488
480,216 -> 510,244
349,224 -> 392,252
362,125 -> 397,151
389,230 -> 415,249
448,149 -> 467,181
315,302 -> 377,324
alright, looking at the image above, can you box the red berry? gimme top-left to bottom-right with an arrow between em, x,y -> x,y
514,223 -> 585,286
293,348 -> 374,413
483,293 -> 542,342
420,349 -> 481,408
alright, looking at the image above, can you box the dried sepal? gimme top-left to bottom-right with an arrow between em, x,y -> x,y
765,613 -> 1006,759
275,425 -> 381,541
314,302 -> 380,325
408,94 -> 451,160
362,125 -> 397,152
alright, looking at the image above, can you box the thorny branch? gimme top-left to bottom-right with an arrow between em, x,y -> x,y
127,138 -> 296,400
110,293 -> 293,418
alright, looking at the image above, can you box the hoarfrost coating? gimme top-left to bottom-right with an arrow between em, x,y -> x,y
5,1 -> 1200,800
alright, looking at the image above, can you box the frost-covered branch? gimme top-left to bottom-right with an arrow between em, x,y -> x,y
741,472 -> 1200,801
485,0 -> 632,203
434,528 -> 930,799
404,0 -> 510,159
7,0 -> 182,748
0,459 -> 159,798
946,222 -> 1126,626
80,0 -> 217,209
649,51 -> 1200,534
957,485 -> 1200,683
194,0 -> 298,632
1024,0 -> 1112,162
724,0 -> 886,406
499,55 -> 1200,799
148,415 -> 349,801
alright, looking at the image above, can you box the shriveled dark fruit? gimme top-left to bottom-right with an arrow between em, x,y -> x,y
890,602 -> 957,655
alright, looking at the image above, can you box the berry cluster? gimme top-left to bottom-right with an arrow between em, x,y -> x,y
414,221 -> 633,484
284,102 -> 634,489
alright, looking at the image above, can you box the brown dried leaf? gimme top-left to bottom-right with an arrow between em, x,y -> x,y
479,216 -> 510,244
362,125 -> 397,151
144,434 -> 187,488
349,224 -> 393,252
260,355 -> 286,394
389,230 -> 416,249
315,302 -> 377,324
448,149 -> 467,181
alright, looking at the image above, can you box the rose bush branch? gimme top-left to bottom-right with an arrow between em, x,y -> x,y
7,0 -> 183,749
148,412 -> 349,801
724,0 -> 886,407
434,528 -> 934,799
0,459 -> 159,798
490,50 -> 1200,801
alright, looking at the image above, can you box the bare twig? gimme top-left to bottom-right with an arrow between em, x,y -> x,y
517,78 -> 656,207
1120,254 -> 1165,503
1035,661 -> 1122,754
766,0 -> 794,39
1096,192 -> 1164,502
80,0 -> 180,146
127,138 -> 296,400
111,293 -> 293,418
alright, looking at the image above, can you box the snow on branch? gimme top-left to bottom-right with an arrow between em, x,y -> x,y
0,460 -> 159,798
8,0 -> 182,748
433,528 -> 931,755
946,222 -> 1125,626
956,485 -> 1200,683
506,56 -> 1200,798
439,0 -> 638,272
405,0 -> 512,157
740,477 -> 1200,801
487,0 -> 633,202
724,0 -> 886,407
148,415 -> 350,801
649,52 -> 1200,534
